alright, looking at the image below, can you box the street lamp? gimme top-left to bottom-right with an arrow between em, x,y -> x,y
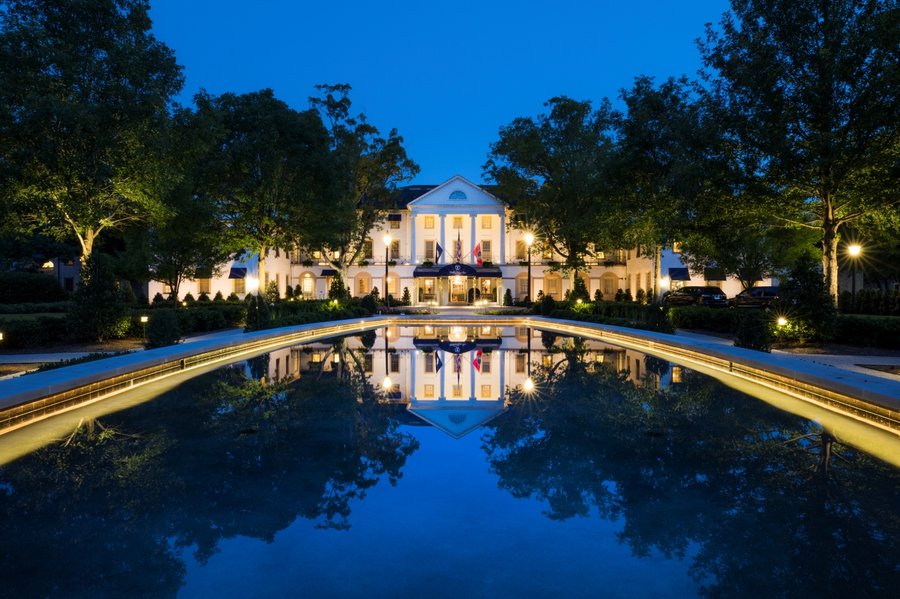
523,326 -> 534,393
382,327 -> 392,391
524,232 -> 535,305
140,315 -> 149,341
383,233 -> 392,309
848,243 -> 862,313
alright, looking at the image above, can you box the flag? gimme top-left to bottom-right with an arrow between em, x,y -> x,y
435,352 -> 443,373
473,243 -> 482,267
454,353 -> 462,386
455,231 -> 461,263
472,349 -> 483,372
435,242 -> 443,263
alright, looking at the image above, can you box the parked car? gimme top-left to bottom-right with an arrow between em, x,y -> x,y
729,286 -> 781,309
664,286 -> 729,308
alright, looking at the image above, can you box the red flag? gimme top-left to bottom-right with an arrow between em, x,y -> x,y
473,243 -> 482,266
472,349 -> 483,372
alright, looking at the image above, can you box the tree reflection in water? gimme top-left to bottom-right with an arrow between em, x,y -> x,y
482,350 -> 900,597
0,351 -> 418,597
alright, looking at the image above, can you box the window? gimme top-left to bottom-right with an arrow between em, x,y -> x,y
311,352 -> 322,363
518,277 -> 529,297
233,278 -> 245,294
313,250 -> 322,260
480,385 -> 492,398
452,384 -> 463,398
481,353 -> 491,374
363,240 -> 373,259
425,240 -> 435,261
515,240 -> 527,261
390,239 -> 400,260
197,278 -> 211,294
542,354 -> 553,368
302,274 -> 314,296
363,353 -> 373,373
542,248 -> 553,260
424,216 -> 435,229
424,384 -> 435,398
390,353 -> 400,373
387,275 -> 398,295
425,353 -> 435,373
481,216 -> 492,229
515,353 -> 527,373
481,240 -> 492,262
453,216 -> 463,229
357,276 -> 369,295
390,219 -> 400,229
546,276 -> 560,298
672,241 -> 683,254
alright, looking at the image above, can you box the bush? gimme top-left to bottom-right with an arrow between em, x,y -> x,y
183,292 -> 196,305
733,310 -> 773,352
635,289 -> 646,305
593,289 -> 602,302
832,315 -> 900,349
146,309 -> 181,348
264,281 -> 280,303
226,292 -> 240,302
401,287 -> 411,306
0,271 -> 68,303
0,301 -> 71,314
360,293 -> 378,315
503,288 -> 513,306
67,255 -> 130,342
667,306 -> 740,334
327,273 -> 348,300
213,291 -> 225,302
198,292 -> 211,302
0,316 -> 69,348
538,294 -> 556,315
151,292 -> 167,305
571,276 -> 590,302
778,256 -> 836,342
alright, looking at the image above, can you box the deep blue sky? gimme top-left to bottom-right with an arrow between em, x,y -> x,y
150,0 -> 731,185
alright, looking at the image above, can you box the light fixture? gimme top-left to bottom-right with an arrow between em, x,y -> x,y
448,326 -> 467,342
383,233 -> 392,247
848,244 -> 861,257
523,377 -> 535,393
140,315 -> 149,324
382,375 -> 393,389
576,298 -> 583,304
333,354 -> 340,364
777,317 -> 788,327
524,232 -> 535,247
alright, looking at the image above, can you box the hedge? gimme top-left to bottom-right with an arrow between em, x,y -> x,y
832,315 -> 900,349
0,301 -> 72,314
0,272 -> 69,304
0,316 -> 70,349
667,306 -> 740,334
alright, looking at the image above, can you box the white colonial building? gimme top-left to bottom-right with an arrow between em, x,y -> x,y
149,175 -> 759,304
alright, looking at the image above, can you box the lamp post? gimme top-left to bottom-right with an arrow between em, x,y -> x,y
524,232 -> 534,305
382,327 -> 392,391
523,326 -> 534,393
848,243 -> 862,313
140,315 -> 149,342
383,233 -> 392,310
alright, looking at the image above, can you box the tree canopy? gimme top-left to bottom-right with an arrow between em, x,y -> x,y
0,0 -> 184,265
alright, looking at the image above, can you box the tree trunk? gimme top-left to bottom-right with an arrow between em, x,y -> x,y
653,245 -> 661,303
821,216 -> 840,306
257,245 -> 267,297
77,228 -> 96,268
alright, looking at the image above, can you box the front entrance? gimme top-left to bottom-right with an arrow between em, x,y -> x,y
450,277 -> 468,304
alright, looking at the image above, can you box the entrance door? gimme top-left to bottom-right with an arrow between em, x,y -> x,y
450,277 -> 468,303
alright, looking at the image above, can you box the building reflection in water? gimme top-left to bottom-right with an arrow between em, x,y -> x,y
258,326 -> 673,438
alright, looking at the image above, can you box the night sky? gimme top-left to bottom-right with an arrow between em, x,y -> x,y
150,0 -> 731,184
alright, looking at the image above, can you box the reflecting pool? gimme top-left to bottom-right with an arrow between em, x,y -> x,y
1,325 -> 898,597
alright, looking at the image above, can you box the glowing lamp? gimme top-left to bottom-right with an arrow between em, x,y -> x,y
523,377 -> 535,393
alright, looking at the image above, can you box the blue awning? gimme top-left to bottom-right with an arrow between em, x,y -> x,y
387,213 -> 402,221
439,263 -> 477,277
668,267 -> 691,281
228,267 -> 247,279
321,269 -> 338,277
704,268 -> 726,281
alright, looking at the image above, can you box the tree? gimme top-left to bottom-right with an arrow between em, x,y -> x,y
206,89 -> 331,290
701,0 -> 900,302
147,105 -> 238,299
485,97 -> 621,276
305,84 -> 419,274
0,0 -> 184,265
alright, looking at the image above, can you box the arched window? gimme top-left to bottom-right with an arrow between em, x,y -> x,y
601,273 -> 618,300
449,190 -> 467,200
544,273 -> 562,299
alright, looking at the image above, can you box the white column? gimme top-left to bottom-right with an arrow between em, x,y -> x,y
470,355 -> 476,400
499,213 -> 506,264
499,350 -> 506,400
470,213 -> 477,264
410,351 -> 416,401
439,351 -> 446,400
409,213 -> 416,264
439,214 -> 446,264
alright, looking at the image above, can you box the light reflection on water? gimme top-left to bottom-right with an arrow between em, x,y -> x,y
0,326 -> 898,597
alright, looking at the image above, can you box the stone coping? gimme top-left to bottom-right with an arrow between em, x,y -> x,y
0,314 -> 897,435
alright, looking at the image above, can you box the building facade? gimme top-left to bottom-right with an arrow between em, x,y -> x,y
149,175 -> 764,304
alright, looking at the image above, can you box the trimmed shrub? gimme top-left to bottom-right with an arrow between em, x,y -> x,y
213,291 -> 225,302
146,309 -> 181,348
503,289 -> 513,306
0,316 -> 69,348
264,281 -> 280,303
0,271 -> 68,304
183,292 -> 196,305
226,292 -> 240,302
360,293 -> 378,315
832,315 -> 900,349
734,310 -> 773,352
401,287 -> 411,306
67,255 -> 130,342
593,289 -> 602,302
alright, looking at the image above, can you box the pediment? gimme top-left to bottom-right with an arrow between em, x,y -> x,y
407,175 -> 504,211
407,399 -> 506,439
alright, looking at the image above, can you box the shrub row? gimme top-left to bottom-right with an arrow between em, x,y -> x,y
0,316 -> 70,349
667,306 -> 740,334
0,301 -> 72,314
0,272 -> 69,304
838,289 -> 900,316
832,315 -> 900,349
545,305 -> 674,334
